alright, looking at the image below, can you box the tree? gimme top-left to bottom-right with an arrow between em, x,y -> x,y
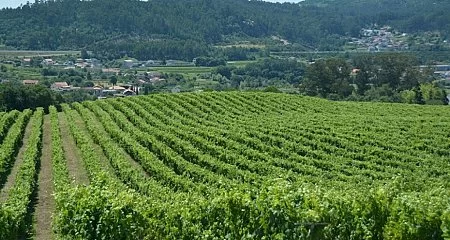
302,58 -> 352,98
214,65 -> 235,79
263,86 -> 282,93
110,75 -> 118,86
400,89 -> 417,104
364,84 -> 400,102
420,83 -> 447,105
83,81 -> 95,87
0,82 -> 63,111
352,55 -> 376,95
86,72 -> 92,80
81,49 -> 90,59
194,57 -> 226,67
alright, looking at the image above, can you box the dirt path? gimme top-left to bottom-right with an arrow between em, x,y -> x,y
34,115 -> 55,240
0,115 -> 34,202
57,112 -> 89,185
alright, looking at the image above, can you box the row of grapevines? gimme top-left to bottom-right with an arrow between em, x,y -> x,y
136,93 -> 450,239
81,101 -> 221,191
56,104 -> 151,239
101,99 -> 261,186
126,96 -> 337,183
74,104 -> 197,194
0,110 -> 32,185
184,94 -> 438,186
49,106 -> 70,190
240,109 -> 450,186
134,95 -> 352,183
53,93 -> 450,239
161,93 -> 440,186
0,108 -> 43,238
70,102 -> 177,197
60,104 -> 105,179
122,97 -> 287,177
56,103 -> 216,239
0,110 -> 20,143
49,105 -> 72,240
124,97 -> 331,184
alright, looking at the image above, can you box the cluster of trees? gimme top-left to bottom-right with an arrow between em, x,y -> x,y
92,39 -> 209,61
207,59 -> 305,89
301,53 -> 448,104
40,67 -> 95,87
194,47 -> 261,66
0,81 -> 104,111
193,54 -> 448,105
194,57 -> 226,67
0,82 -> 63,111
189,54 -> 448,105
0,0 -> 449,59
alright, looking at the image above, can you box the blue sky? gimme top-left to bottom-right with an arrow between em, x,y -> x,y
0,0 -> 305,9
0,0 -> 26,9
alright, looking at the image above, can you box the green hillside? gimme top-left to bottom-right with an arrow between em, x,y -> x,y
0,0 -> 449,59
0,92 -> 449,239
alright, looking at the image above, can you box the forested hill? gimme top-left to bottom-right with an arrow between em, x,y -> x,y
0,0 -> 449,58
301,0 -> 450,34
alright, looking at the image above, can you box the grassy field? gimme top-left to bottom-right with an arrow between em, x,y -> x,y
0,50 -> 79,58
139,60 -> 255,78
227,60 -> 257,67
147,66 -> 213,75
1,64 -> 43,80
214,44 -> 266,49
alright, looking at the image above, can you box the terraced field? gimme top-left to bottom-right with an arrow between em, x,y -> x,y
0,92 -> 449,239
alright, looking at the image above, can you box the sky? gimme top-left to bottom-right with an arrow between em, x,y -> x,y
0,0 -> 305,9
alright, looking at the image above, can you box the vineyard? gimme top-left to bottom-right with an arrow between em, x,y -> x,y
0,92 -> 449,239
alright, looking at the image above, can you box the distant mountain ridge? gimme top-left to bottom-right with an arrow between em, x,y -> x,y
0,0 -> 448,58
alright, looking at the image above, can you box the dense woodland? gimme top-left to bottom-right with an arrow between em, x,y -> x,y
0,0 -> 450,60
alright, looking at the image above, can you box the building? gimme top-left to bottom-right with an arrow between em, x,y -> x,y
79,86 -> 103,98
102,68 -> 121,75
22,80 -> 39,85
435,65 -> 450,72
123,89 -> 136,96
51,82 -> 70,91
123,60 -> 134,68
109,85 -> 126,91
22,58 -> 32,66
42,59 -> 54,65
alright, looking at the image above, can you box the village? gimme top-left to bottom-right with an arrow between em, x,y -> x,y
0,55 -> 197,100
1,49 -> 449,104
347,26 -> 410,52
